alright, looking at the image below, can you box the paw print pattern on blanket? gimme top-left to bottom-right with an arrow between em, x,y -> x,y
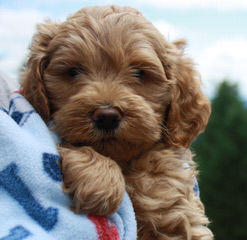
0,163 -> 59,231
42,153 -> 62,182
8,95 -> 35,127
0,98 -> 60,231
0,226 -> 31,240
0,93 -> 137,240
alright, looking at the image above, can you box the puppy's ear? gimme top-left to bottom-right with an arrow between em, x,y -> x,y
21,20 -> 59,123
163,40 -> 211,147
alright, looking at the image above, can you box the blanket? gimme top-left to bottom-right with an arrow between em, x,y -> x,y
0,93 -> 137,240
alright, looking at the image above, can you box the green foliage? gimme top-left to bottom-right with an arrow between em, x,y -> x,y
192,81 -> 247,240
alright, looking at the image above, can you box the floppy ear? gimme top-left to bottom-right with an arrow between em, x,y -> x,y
21,20 -> 59,123
163,40 -> 211,147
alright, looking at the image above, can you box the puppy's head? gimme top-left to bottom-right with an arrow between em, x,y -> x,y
21,6 -> 210,160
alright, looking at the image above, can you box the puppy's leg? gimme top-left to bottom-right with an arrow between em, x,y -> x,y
59,146 -> 125,216
125,148 -> 213,240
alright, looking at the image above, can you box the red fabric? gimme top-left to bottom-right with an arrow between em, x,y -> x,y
88,215 -> 120,240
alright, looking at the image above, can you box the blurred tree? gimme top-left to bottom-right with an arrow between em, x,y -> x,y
192,81 -> 247,240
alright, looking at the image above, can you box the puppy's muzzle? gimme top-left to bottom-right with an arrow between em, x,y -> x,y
91,107 -> 122,131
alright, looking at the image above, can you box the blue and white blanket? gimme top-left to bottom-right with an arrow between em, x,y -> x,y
0,93 -> 137,240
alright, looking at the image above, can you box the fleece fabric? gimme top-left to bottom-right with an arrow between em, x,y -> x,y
0,93 -> 137,240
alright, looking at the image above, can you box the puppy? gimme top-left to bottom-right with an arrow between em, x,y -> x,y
21,5 -> 213,240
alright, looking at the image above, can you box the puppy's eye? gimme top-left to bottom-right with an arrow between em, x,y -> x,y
68,67 -> 84,78
132,69 -> 145,80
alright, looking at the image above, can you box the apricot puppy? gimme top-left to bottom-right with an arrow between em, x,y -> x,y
21,5 -> 213,240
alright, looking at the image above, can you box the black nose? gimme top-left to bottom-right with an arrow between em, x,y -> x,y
92,107 -> 122,131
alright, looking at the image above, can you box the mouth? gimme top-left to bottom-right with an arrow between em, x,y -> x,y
99,136 -> 118,143
69,128 -> 119,147
94,128 -> 120,144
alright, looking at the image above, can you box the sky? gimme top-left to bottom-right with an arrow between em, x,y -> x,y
0,0 -> 247,98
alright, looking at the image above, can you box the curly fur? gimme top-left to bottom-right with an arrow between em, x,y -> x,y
21,5 -> 213,239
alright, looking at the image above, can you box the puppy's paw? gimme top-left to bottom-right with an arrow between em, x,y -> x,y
59,146 -> 125,216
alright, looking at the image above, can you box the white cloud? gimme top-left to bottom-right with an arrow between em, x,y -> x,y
195,37 -> 247,97
153,21 -> 184,41
0,8 -> 46,78
34,0 -> 247,9
131,0 -> 247,10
